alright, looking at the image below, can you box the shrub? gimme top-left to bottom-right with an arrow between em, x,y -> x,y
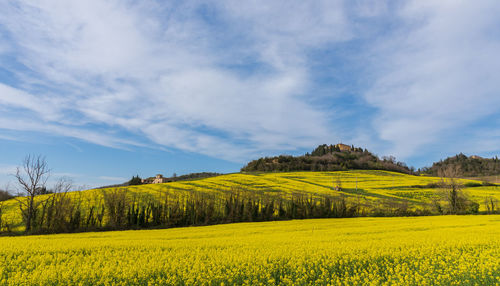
464,182 -> 482,188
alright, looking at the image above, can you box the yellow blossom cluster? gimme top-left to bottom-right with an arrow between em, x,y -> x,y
0,215 -> 499,285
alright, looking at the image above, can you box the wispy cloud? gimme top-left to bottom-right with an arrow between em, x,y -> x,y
98,176 -> 127,183
364,1 -> 500,159
1,0 -> 499,167
0,165 -> 17,175
0,0 -> 353,162
0,134 -> 20,142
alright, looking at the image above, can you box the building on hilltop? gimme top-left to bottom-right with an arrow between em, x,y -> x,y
142,174 -> 170,184
470,155 -> 483,160
335,143 -> 352,152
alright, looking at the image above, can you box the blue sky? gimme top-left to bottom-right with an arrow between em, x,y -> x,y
1,1 -> 500,188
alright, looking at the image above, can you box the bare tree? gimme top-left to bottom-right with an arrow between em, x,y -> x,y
102,188 -> 128,229
39,177 -> 75,232
484,196 -> 498,214
334,175 -> 342,191
437,165 -> 471,214
15,155 -> 50,232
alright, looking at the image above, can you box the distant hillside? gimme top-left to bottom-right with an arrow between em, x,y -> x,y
2,170 -> 496,234
241,144 -> 413,174
141,172 -> 221,183
421,153 -> 500,177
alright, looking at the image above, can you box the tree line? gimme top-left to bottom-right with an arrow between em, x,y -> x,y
3,185 -> 491,235
0,186 -> 434,235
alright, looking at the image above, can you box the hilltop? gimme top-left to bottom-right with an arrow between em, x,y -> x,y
241,144 -> 412,174
421,153 -> 500,177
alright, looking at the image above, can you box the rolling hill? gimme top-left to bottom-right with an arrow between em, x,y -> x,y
421,153 -> 500,177
1,170 -> 499,233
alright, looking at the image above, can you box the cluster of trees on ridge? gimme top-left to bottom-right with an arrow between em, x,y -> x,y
241,144 -> 413,174
420,153 -> 500,177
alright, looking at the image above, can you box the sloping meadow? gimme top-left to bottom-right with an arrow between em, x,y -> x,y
1,170 -> 499,233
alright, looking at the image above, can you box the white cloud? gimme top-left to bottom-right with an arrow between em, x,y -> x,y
98,176 -> 127,183
364,0 -> 500,159
0,0 -> 350,161
0,134 -> 20,142
218,1 -> 352,69
3,0 -> 499,166
0,83 -> 62,121
0,117 -> 144,150
0,165 -> 17,175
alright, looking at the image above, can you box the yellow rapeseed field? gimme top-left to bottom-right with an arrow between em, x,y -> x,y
113,170 -> 500,208
0,215 -> 499,285
1,170 -> 499,231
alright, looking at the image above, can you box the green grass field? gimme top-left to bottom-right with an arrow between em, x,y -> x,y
0,215 -> 499,285
1,170 -> 499,231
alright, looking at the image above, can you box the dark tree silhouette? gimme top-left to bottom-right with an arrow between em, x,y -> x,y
15,155 -> 50,232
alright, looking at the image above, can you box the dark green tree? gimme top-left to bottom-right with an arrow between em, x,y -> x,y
128,175 -> 142,186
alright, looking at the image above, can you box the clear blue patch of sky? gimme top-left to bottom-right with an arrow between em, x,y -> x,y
0,131 -> 241,188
